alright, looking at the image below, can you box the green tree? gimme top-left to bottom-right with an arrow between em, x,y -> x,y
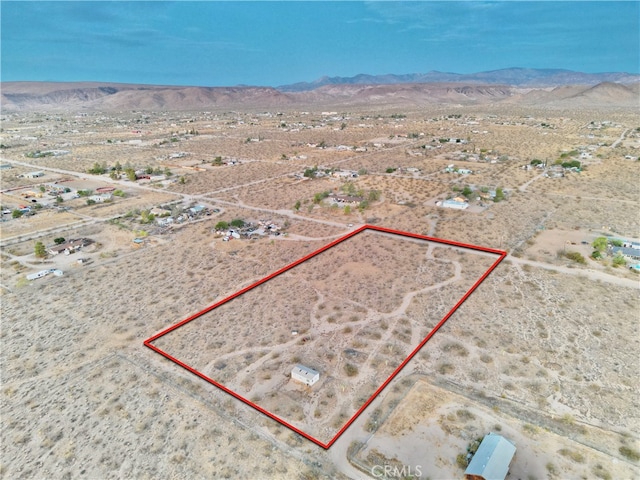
212,156 -> 223,166
88,162 -> 107,174
11,209 -> 23,219
494,187 -> 505,202
293,201 -> 301,211
114,161 -> 122,172
145,166 -> 154,174
54,237 -> 65,245
344,205 -> 351,215
215,221 -> 229,231
612,252 -> 626,267
313,191 -> 329,204
462,186 -> 474,198
140,210 -> 155,224
39,185 -> 46,193
564,251 -> 586,264
112,189 -> 125,197
164,167 -> 173,178
342,183 -> 357,196
125,168 -> 137,181
368,190 -> 381,202
230,218 -> 245,228
55,196 -> 63,204
34,241 -> 47,258
303,167 -> 318,178
592,237 -> 608,252
179,176 -> 186,185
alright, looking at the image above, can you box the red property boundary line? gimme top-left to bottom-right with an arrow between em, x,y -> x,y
144,225 -> 507,449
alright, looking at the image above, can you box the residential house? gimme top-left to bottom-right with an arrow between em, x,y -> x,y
611,247 -> 640,260
21,171 -> 45,179
88,194 -> 112,203
437,199 -> 469,210
327,194 -> 363,206
48,238 -> 88,256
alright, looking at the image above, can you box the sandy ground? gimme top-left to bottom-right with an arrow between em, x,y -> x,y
150,230 -> 498,445
353,379 -> 639,479
1,107 -> 639,479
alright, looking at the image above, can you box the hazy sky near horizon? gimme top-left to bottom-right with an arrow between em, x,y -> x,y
2,1 -> 638,86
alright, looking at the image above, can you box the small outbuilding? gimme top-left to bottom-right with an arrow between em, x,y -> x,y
465,433 -> 516,480
291,364 -> 320,386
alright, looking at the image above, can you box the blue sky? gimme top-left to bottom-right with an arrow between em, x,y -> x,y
1,1 -> 638,86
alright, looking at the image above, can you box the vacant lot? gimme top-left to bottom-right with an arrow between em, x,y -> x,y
150,229 -> 499,444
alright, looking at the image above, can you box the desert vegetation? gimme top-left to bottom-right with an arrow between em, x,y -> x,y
1,104 -> 638,478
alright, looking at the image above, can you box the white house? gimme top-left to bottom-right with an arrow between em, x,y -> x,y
291,365 -> 320,386
22,171 -> 45,179
438,199 -> 469,210
88,193 -> 112,203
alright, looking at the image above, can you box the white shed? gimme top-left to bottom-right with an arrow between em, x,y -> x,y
291,365 -> 319,386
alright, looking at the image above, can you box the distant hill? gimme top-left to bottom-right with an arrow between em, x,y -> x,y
278,68 -> 640,91
0,82 -> 295,111
1,78 -> 638,112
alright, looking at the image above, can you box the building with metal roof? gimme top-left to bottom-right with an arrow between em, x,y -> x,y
464,433 -> 516,480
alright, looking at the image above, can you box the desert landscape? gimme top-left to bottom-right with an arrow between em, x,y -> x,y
1,78 -> 639,479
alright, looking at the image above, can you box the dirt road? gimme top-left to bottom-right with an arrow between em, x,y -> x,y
506,255 -> 640,289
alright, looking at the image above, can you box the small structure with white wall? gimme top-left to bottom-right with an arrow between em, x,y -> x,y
291,364 -> 320,386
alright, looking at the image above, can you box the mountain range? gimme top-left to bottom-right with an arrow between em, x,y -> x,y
1,68 -> 638,111
278,67 -> 640,91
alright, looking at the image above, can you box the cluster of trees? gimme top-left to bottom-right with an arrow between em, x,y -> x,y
560,160 -> 581,169
215,219 -> 245,231
457,186 -> 504,202
591,236 -> 626,266
304,166 -> 319,178
313,191 -> 331,204
88,161 -> 172,180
